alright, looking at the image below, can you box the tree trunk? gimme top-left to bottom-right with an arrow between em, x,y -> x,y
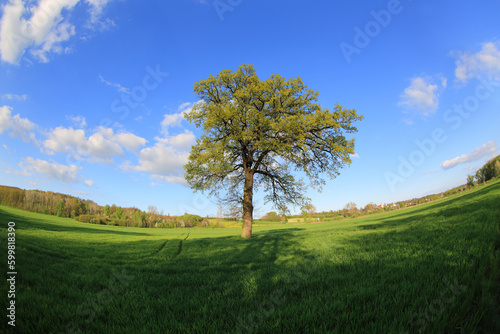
241,168 -> 254,238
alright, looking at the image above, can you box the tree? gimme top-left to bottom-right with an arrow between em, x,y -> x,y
147,205 -> 159,228
304,203 -> 316,221
115,206 -> 124,219
363,202 -> 377,213
263,211 -> 279,222
344,202 -> 357,214
466,175 -> 475,188
104,204 -> 110,217
133,210 -> 142,225
184,64 -> 363,238
475,168 -> 485,184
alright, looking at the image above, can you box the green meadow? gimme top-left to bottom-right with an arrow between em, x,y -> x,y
1,180 -> 500,333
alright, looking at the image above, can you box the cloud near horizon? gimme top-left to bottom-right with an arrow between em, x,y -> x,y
441,141 -> 497,170
20,157 -> 82,183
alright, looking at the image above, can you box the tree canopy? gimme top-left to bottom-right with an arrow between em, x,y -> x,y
184,64 -> 363,238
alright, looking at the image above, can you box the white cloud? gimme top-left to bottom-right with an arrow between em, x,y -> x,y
0,105 -> 38,143
99,74 -> 130,94
1,93 -> 27,101
43,125 -> 146,164
44,126 -> 86,153
84,179 -> 93,187
125,130 -> 195,185
85,0 -> 115,31
441,141 -> 497,170
160,102 -> 199,136
113,132 -> 147,151
123,102 -> 198,185
157,130 -> 195,150
0,0 -> 79,64
152,175 -> 188,186
401,118 -> 414,125
20,157 -> 81,183
161,112 -> 186,135
441,77 -> 447,88
178,102 -> 192,111
30,20 -> 76,63
131,142 -> 189,176
0,0 -> 115,64
454,42 -> 500,83
399,77 -> 439,115
67,115 -> 86,127
86,131 -> 124,163
350,153 -> 360,159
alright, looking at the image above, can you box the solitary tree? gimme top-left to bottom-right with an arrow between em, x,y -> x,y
184,64 -> 363,238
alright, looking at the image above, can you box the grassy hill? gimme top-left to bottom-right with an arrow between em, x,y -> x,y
1,180 -> 499,333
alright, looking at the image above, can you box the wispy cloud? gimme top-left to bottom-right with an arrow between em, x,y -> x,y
160,102 -> 197,135
99,74 -> 130,94
441,141 -> 497,170
67,115 -> 87,127
454,41 -> 500,83
1,93 -> 28,101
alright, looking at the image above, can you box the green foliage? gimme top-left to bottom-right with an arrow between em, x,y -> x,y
185,64 -> 363,237
179,213 -> 203,227
115,206 -> 124,219
467,175 -> 475,188
104,204 -> 110,216
133,210 -> 142,224
262,211 -> 281,222
472,155 -> 500,185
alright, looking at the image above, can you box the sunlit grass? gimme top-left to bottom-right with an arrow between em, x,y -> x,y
1,180 -> 499,333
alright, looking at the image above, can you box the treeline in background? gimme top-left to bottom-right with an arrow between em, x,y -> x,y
0,185 -> 207,228
1,155 -> 499,228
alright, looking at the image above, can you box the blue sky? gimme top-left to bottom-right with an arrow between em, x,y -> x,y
1,0 -> 499,217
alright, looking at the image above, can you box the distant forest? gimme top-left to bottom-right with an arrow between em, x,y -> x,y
1,155 -> 499,228
0,185 -> 205,228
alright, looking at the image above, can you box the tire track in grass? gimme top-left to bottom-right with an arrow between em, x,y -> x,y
151,240 -> 169,255
173,233 -> 190,259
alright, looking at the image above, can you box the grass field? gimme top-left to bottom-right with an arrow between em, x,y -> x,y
1,181 -> 500,333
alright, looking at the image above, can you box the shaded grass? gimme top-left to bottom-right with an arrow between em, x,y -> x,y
1,180 -> 499,333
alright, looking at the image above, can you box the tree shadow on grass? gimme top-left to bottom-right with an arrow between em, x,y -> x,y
8,181 -> 500,333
